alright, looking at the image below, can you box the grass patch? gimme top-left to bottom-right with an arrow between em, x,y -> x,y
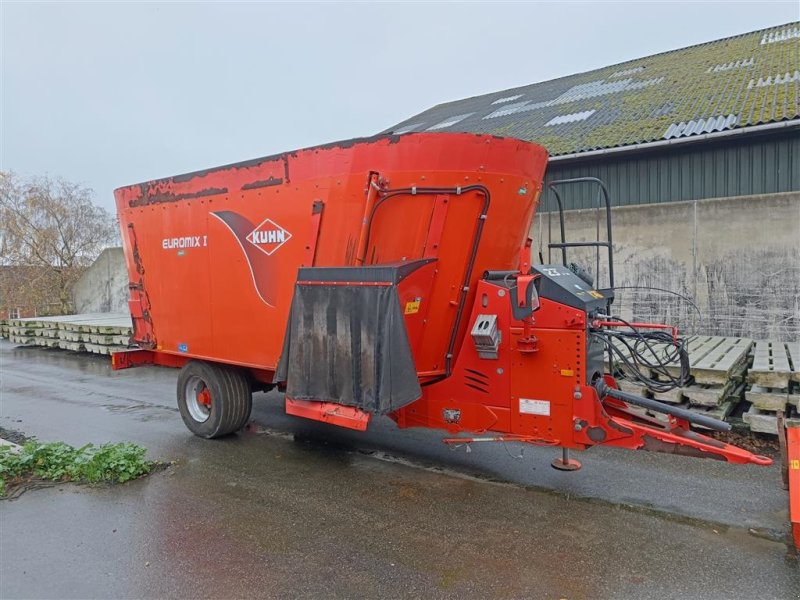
0,440 -> 155,498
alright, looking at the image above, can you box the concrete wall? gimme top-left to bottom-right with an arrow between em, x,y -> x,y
531,191 -> 800,342
72,247 -> 129,314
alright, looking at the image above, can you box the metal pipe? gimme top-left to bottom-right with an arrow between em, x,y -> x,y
483,270 -> 518,280
354,172 -> 380,265
547,187 -> 567,265
596,381 -> 731,432
549,241 -> 610,248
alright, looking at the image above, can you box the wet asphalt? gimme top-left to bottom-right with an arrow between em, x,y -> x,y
0,340 -> 798,599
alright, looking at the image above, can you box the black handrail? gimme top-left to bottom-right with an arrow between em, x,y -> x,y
547,177 -> 615,289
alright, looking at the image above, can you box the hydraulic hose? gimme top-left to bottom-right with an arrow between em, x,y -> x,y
595,380 -> 731,432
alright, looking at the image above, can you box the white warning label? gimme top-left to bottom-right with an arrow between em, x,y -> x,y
520,398 -> 550,416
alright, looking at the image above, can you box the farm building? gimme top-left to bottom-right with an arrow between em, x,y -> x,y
383,22 -> 800,342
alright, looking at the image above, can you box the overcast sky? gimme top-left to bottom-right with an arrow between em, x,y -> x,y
2,1 -> 798,211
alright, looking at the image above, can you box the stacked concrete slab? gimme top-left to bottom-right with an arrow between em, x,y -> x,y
4,313 -> 132,355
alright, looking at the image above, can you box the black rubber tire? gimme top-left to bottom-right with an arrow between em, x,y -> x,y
176,360 -> 252,438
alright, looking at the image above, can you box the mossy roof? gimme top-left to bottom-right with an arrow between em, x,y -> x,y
382,22 -> 800,156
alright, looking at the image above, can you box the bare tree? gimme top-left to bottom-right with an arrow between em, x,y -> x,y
0,172 -> 118,314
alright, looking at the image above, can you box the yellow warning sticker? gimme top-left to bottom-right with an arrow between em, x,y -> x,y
588,290 -> 604,299
560,369 -> 574,377
404,299 -> 421,315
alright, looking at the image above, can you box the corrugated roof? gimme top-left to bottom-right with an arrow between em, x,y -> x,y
382,22 -> 800,156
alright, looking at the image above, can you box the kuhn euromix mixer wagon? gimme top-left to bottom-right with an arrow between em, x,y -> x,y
112,132 -> 793,508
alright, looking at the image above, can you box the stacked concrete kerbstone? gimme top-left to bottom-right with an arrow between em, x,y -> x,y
5,313 -> 132,355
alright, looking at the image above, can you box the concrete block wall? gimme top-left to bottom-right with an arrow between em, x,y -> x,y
72,247 -> 129,314
531,191 -> 800,342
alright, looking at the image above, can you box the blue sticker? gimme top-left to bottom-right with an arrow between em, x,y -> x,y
518,186 -> 528,195
178,343 -> 188,353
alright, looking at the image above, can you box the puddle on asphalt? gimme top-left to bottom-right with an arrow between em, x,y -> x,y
240,418 -> 798,551
101,403 -> 177,421
11,346 -> 112,375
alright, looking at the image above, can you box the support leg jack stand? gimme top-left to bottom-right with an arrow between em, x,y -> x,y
552,448 -> 582,471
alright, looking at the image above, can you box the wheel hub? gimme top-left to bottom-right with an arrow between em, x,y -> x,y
185,375 -> 212,423
197,388 -> 212,407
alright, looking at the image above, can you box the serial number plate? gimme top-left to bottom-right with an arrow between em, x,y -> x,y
519,398 -> 550,416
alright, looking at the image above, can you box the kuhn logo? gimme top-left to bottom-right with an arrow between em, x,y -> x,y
245,218 -> 292,256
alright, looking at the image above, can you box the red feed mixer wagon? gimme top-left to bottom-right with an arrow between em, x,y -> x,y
112,132 -> 777,481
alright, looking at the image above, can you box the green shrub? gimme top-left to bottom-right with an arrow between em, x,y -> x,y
70,443 -> 151,483
0,440 -> 154,496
